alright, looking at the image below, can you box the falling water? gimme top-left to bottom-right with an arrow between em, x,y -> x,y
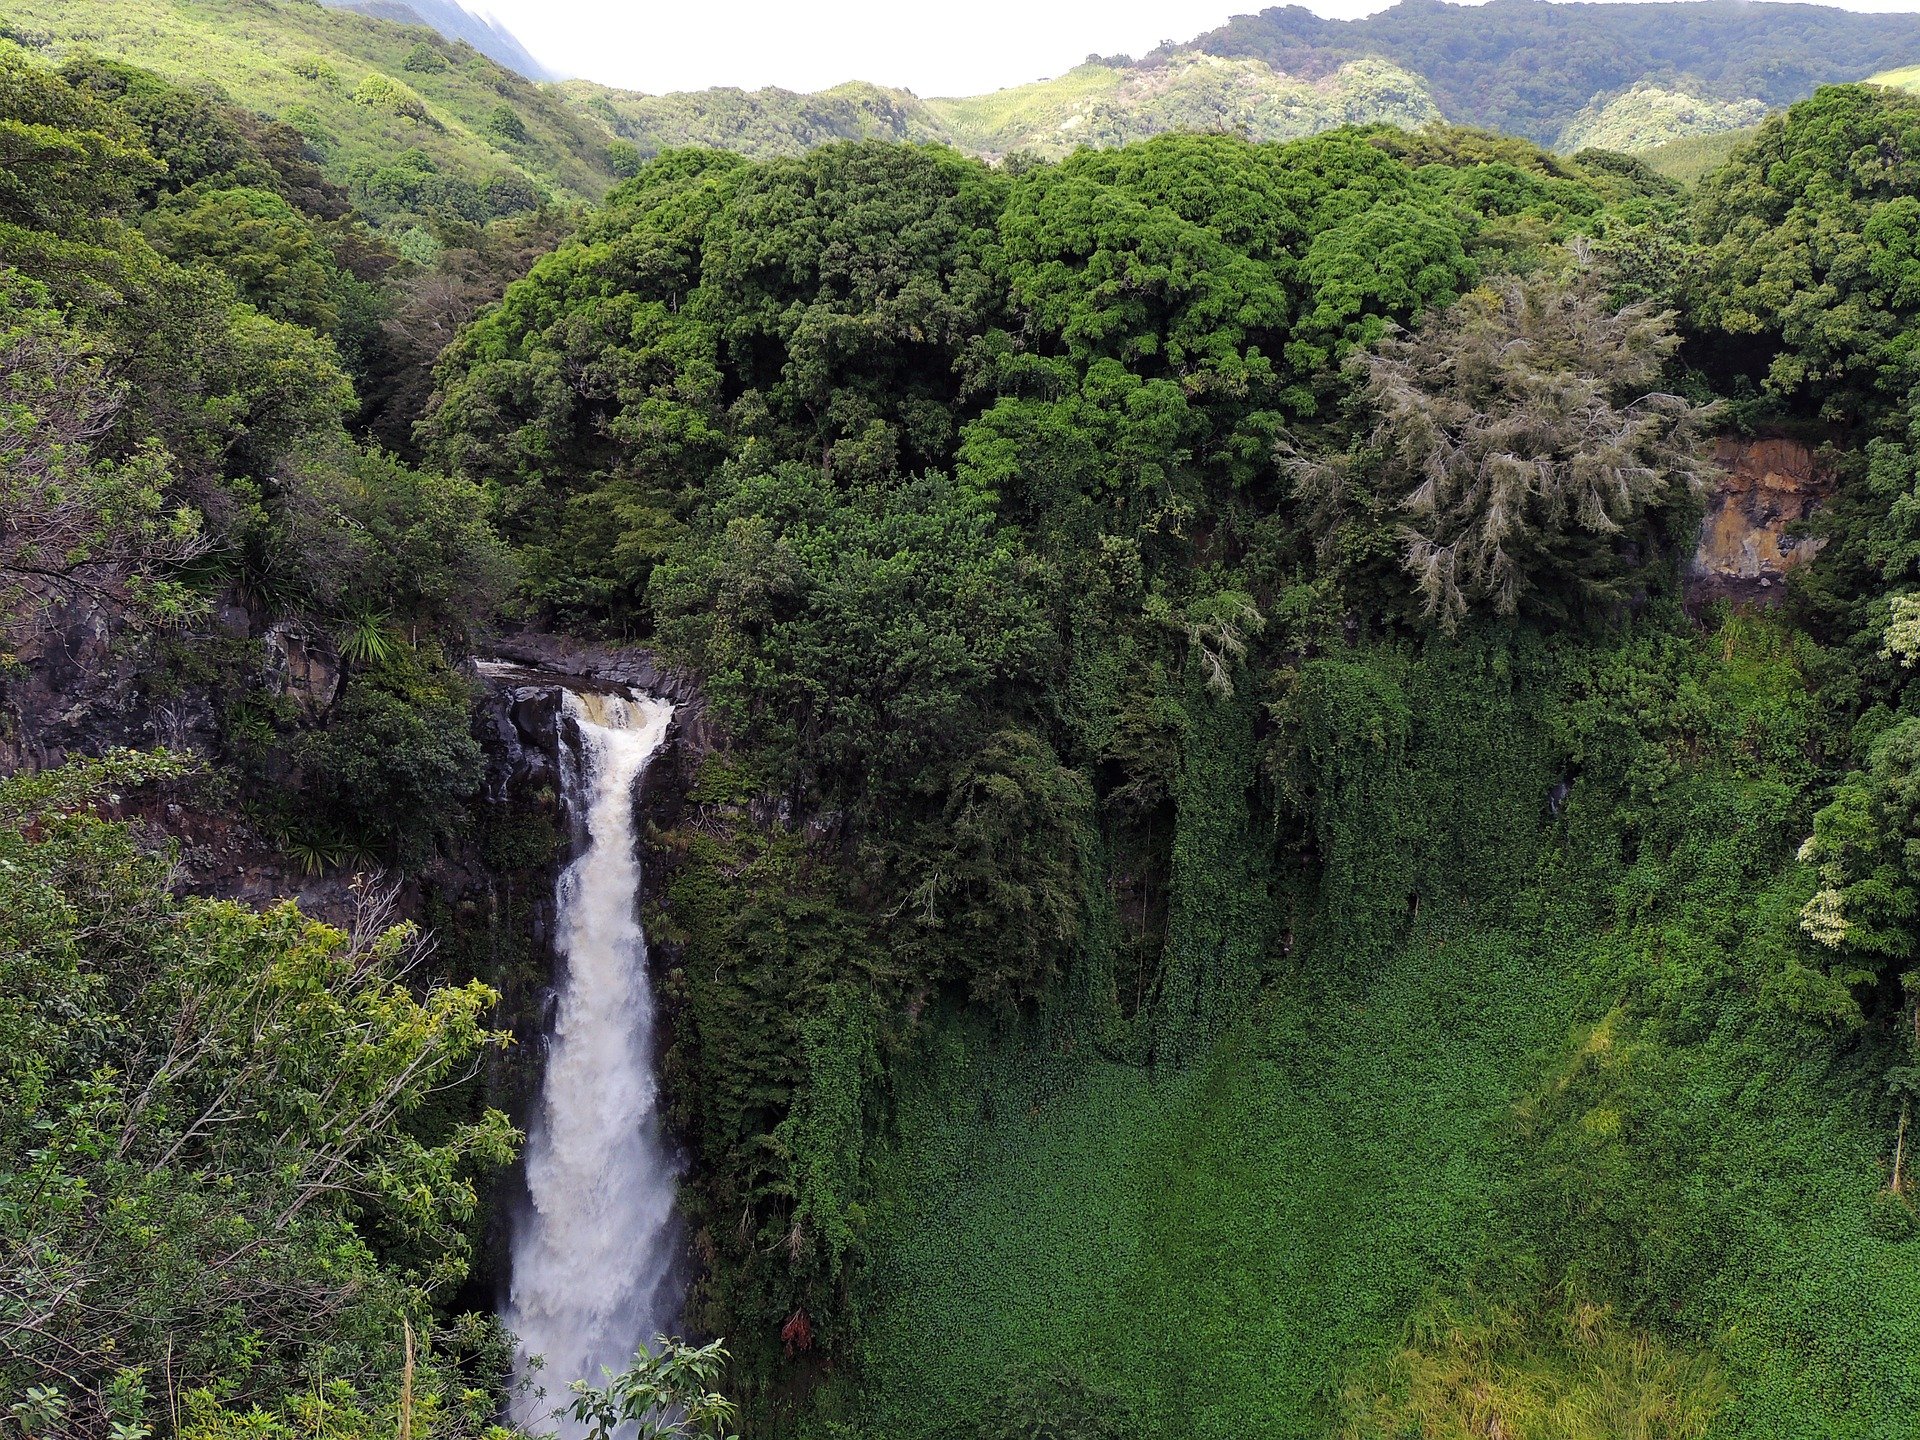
507,688 -> 682,1433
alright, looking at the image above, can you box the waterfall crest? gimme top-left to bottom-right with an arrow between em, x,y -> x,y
507,688 -> 682,1431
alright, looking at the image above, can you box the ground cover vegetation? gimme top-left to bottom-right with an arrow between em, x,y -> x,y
16,4 -> 1920,1432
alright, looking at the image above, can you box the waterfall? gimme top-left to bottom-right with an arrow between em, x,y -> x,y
506,688 -> 683,1433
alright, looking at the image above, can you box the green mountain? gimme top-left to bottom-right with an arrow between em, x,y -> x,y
567,53 -> 1441,164
12,0 -> 1920,204
1177,0 -> 1920,149
550,0 -> 1920,164
557,77 -> 950,161
928,53 -> 1439,158
0,0 -> 618,224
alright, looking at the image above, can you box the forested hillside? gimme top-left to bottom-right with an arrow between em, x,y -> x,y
1178,0 -> 1920,146
416,87 -> 1920,1436
14,4 -> 1920,1435
569,55 -> 1442,162
0,0 -> 621,221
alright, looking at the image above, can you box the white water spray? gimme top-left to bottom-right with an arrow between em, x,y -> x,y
507,688 -> 682,1432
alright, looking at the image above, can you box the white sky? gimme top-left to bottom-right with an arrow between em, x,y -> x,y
474,0 -> 1920,98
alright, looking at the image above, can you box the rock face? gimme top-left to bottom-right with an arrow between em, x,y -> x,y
1688,437 -> 1835,606
472,632 -> 714,797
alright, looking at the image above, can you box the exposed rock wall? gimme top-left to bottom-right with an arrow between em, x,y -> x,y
1688,436 -> 1835,606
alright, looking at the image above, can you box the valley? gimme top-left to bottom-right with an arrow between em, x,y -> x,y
8,2 -> 1920,1438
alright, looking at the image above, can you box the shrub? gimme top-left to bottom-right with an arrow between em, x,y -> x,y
402,40 -> 448,74
350,72 -> 430,124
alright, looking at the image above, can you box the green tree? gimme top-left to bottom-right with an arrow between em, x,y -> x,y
142,184 -> 349,333
651,463 -> 1053,807
1692,84 -> 1920,416
564,1338 -> 740,1440
0,40 -> 160,227
1299,263 -> 1715,628
1800,717 -> 1920,998
0,753 -> 516,1433
485,103 -> 527,145
0,274 -> 203,638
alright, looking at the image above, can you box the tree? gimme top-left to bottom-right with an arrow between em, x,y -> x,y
142,184 -> 350,334
0,753 -> 516,1434
651,462 -> 1053,807
1692,85 -> 1920,416
0,41 -> 160,228
0,274 -> 204,639
1301,262 -> 1715,628
1800,716 -> 1920,986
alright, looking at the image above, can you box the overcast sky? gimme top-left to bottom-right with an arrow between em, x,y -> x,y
474,0 -> 1920,98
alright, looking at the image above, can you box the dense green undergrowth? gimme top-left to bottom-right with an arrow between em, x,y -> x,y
834,619 -> 1920,1439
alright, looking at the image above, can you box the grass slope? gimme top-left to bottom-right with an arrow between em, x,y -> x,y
1868,63 -> 1920,93
1640,127 -> 1756,186
924,64 -> 1124,155
846,924 -> 1581,1439
0,0 -> 616,207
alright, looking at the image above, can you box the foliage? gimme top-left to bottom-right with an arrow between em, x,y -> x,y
141,183 -> 361,334
0,42 -> 518,867
836,620 -> 1914,1439
283,643 -> 486,861
564,1338 -> 741,1440
428,128 -> 1729,1410
0,274 -> 204,639
1692,85 -> 1920,416
1798,717 -> 1920,1000
1299,265 -> 1715,628
1555,83 -> 1767,155
974,1366 -> 1138,1440
0,755 -> 516,1435
652,465 -> 1052,808
1637,126 -> 1755,188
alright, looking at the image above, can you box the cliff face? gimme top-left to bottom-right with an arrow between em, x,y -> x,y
1688,436 -> 1835,606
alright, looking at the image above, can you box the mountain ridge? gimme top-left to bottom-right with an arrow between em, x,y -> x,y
1170,0 -> 1920,146
316,0 -> 554,80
